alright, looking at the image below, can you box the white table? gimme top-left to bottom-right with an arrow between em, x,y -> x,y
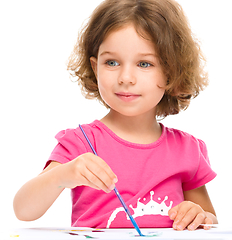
2,227 -> 232,240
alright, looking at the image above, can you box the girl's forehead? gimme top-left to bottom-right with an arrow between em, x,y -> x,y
98,24 -> 156,56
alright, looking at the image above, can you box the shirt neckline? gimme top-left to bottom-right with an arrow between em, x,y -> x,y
92,120 -> 166,149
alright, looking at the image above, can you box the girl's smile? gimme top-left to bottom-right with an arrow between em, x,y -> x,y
90,24 -> 167,118
115,92 -> 141,102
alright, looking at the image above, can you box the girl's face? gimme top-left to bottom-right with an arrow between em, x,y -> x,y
90,24 -> 166,118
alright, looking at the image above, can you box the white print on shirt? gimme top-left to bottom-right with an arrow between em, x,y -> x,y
107,191 -> 173,228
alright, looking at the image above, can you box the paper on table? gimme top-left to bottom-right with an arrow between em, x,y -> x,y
5,227 -> 232,240
7,228 -> 161,240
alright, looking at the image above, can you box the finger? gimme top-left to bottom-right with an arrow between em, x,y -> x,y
70,168 -> 102,190
92,154 -> 118,182
71,153 -> 117,192
81,175 -> 102,191
174,201 -> 192,224
168,206 -> 178,220
203,217 -> 213,230
172,202 -> 193,230
86,155 -> 118,189
86,153 -> 118,182
176,207 -> 201,231
82,164 -> 113,193
188,212 -> 206,231
87,162 -> 116,192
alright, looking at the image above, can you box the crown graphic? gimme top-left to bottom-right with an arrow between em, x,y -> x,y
107,191 -> 173,228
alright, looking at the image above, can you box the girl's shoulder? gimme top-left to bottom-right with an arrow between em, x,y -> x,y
165,125 -> 204,143
54,120 -> 99,141
164,125 -> 207,154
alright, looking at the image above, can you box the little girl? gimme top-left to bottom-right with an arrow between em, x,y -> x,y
14,0 -> 218,231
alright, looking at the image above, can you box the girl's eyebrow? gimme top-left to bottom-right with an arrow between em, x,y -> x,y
138,53 -> 157,58
99,51 -> 157,58
99,51 -> 117,57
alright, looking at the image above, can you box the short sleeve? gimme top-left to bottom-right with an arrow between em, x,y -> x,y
182,139 -> 217,191
44,128 -> 88,169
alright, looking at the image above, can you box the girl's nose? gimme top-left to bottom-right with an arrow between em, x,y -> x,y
118,65 -> 136,85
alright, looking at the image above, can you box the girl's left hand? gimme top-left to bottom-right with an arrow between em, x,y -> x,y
168,201 -> 213,231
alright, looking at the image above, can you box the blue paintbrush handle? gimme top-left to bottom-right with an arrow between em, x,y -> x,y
113,187 -> 144,236
79,124 -> 144,236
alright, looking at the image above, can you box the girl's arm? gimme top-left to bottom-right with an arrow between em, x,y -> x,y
168,185 -> 218,231
13,161 -> 65,221
13,153 -> 117,221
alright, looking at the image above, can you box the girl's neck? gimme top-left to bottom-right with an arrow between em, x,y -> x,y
100,110 -> 162,144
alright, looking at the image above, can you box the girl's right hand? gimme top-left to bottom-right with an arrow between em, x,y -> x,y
58,152 -> 118,193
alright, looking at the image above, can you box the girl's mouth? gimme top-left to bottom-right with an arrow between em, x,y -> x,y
115,92 -> 141,102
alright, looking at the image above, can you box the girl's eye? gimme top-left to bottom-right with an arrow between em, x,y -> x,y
106,60 -> 119,67
139,62 -> 151,68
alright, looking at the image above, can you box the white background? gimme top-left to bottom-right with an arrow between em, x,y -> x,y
0,0 -> 231,229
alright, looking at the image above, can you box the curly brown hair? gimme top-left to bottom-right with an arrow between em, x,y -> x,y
67,0 -> 208,118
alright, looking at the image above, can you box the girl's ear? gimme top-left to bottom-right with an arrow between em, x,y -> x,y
90,57 -> 98,78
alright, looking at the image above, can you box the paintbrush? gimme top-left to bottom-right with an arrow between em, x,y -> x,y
79,124 -> 144,237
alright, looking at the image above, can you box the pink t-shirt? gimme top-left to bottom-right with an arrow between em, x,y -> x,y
46,120 -> 216,228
